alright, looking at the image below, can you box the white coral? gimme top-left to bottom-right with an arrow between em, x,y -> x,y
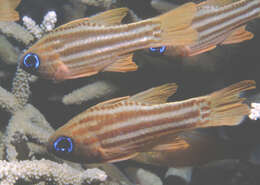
249,103 -> 260,120
0,159 -> 107,185
41,11 -> 57,32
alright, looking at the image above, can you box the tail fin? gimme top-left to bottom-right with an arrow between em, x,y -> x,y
154,2 -> 198,46
0,0 -> 21,21
204,80 -> 256,127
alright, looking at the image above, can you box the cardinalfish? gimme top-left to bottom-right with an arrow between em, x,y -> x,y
47,80 -> 255,164
19,3 -> 198,81
0,0 -> 21,21
149,0 -> 260,56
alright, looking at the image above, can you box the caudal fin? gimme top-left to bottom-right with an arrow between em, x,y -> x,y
154,2 -> 198,46
0,0 -> 21,21
204,80 -> 256,127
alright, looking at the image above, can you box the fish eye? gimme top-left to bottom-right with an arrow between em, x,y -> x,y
149,46 -> 166,54
53,136 -> 73,153
22,53 -> 40,71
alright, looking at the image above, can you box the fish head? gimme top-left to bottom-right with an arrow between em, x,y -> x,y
47,120 -> 103,163
20,40 -> 71,81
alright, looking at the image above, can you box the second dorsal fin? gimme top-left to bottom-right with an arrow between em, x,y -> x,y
129,83 -> 178,104
89,7 -> 129,25
90,83 -> 178,110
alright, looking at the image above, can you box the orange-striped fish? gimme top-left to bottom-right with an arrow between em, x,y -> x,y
47,80 -> 255,163
0,0 -> 21,21
19,3 -> 198,81
149,0 -> 259,56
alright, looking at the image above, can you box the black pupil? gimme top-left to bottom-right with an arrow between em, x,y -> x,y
57,139 -> 70,151
26,55 -> 37,67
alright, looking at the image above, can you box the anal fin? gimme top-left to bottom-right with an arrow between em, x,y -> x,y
222,26 -> 254,45
104,53 -> 138,72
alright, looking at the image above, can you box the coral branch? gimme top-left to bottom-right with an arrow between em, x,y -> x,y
0,22 -> 34,45
62,80 -> 118,105
0,86 -> 22,114
80,0 -> 116,9
0,159 -> 107,185
249,103 -> 260,120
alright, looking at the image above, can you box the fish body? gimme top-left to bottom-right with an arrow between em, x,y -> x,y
47,80 -> 255,164
150,0 -> 260,56
20,4 -> 198,80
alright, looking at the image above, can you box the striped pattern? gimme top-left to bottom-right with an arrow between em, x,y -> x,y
180,0 -> 260,56
28,20 -> 161,79
63,97 -> 211,154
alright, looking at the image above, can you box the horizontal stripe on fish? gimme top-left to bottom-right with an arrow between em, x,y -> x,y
195,0 -> 259,23
198,7 -> 260,38
98,101 -> 210,146
68,99 -> 210,149
69,101 -> 197,138
101,116 -> 203,148
68,99 -> 200,131
39,23 -> 161,58
193,1 -> 260,37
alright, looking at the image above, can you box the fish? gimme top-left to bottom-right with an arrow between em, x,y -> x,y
149,0 -> 259,56
19,3 -> 198,81
47,80 -> 256,164
0,0 -> 21,21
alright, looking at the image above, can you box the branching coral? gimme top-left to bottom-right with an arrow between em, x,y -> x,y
62,80 -> 118,105
80,0 -> 116,9
0,159 -> 107,185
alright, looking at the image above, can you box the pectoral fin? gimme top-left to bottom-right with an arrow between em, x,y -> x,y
152,137 -> 190,151
99,146 -> 139,163
104,53 -> 138,72
222,26 -> 254,45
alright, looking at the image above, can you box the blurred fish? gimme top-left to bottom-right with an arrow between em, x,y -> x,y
0,0 -> 21,21
149,0 -> 259,56
20,4 -> 198,81
47,80 -> 255,163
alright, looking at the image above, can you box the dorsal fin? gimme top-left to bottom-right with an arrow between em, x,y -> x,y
90,83 -> 177,110
129,83 -> 178,104
93,96 -> 130,108
206,0 -> 234,7
55,7 -> 128,31
89,7 -> 129,25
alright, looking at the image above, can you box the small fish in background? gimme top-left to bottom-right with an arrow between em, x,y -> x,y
19,3 -> 199,81
149,0 -> 259,57
47,80 -> 255,164
0,0 -> 21,21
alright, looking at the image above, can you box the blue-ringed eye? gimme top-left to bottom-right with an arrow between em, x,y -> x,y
53,136 -> 73,153
23,53 -> 40,71
149,46 -> 166,54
